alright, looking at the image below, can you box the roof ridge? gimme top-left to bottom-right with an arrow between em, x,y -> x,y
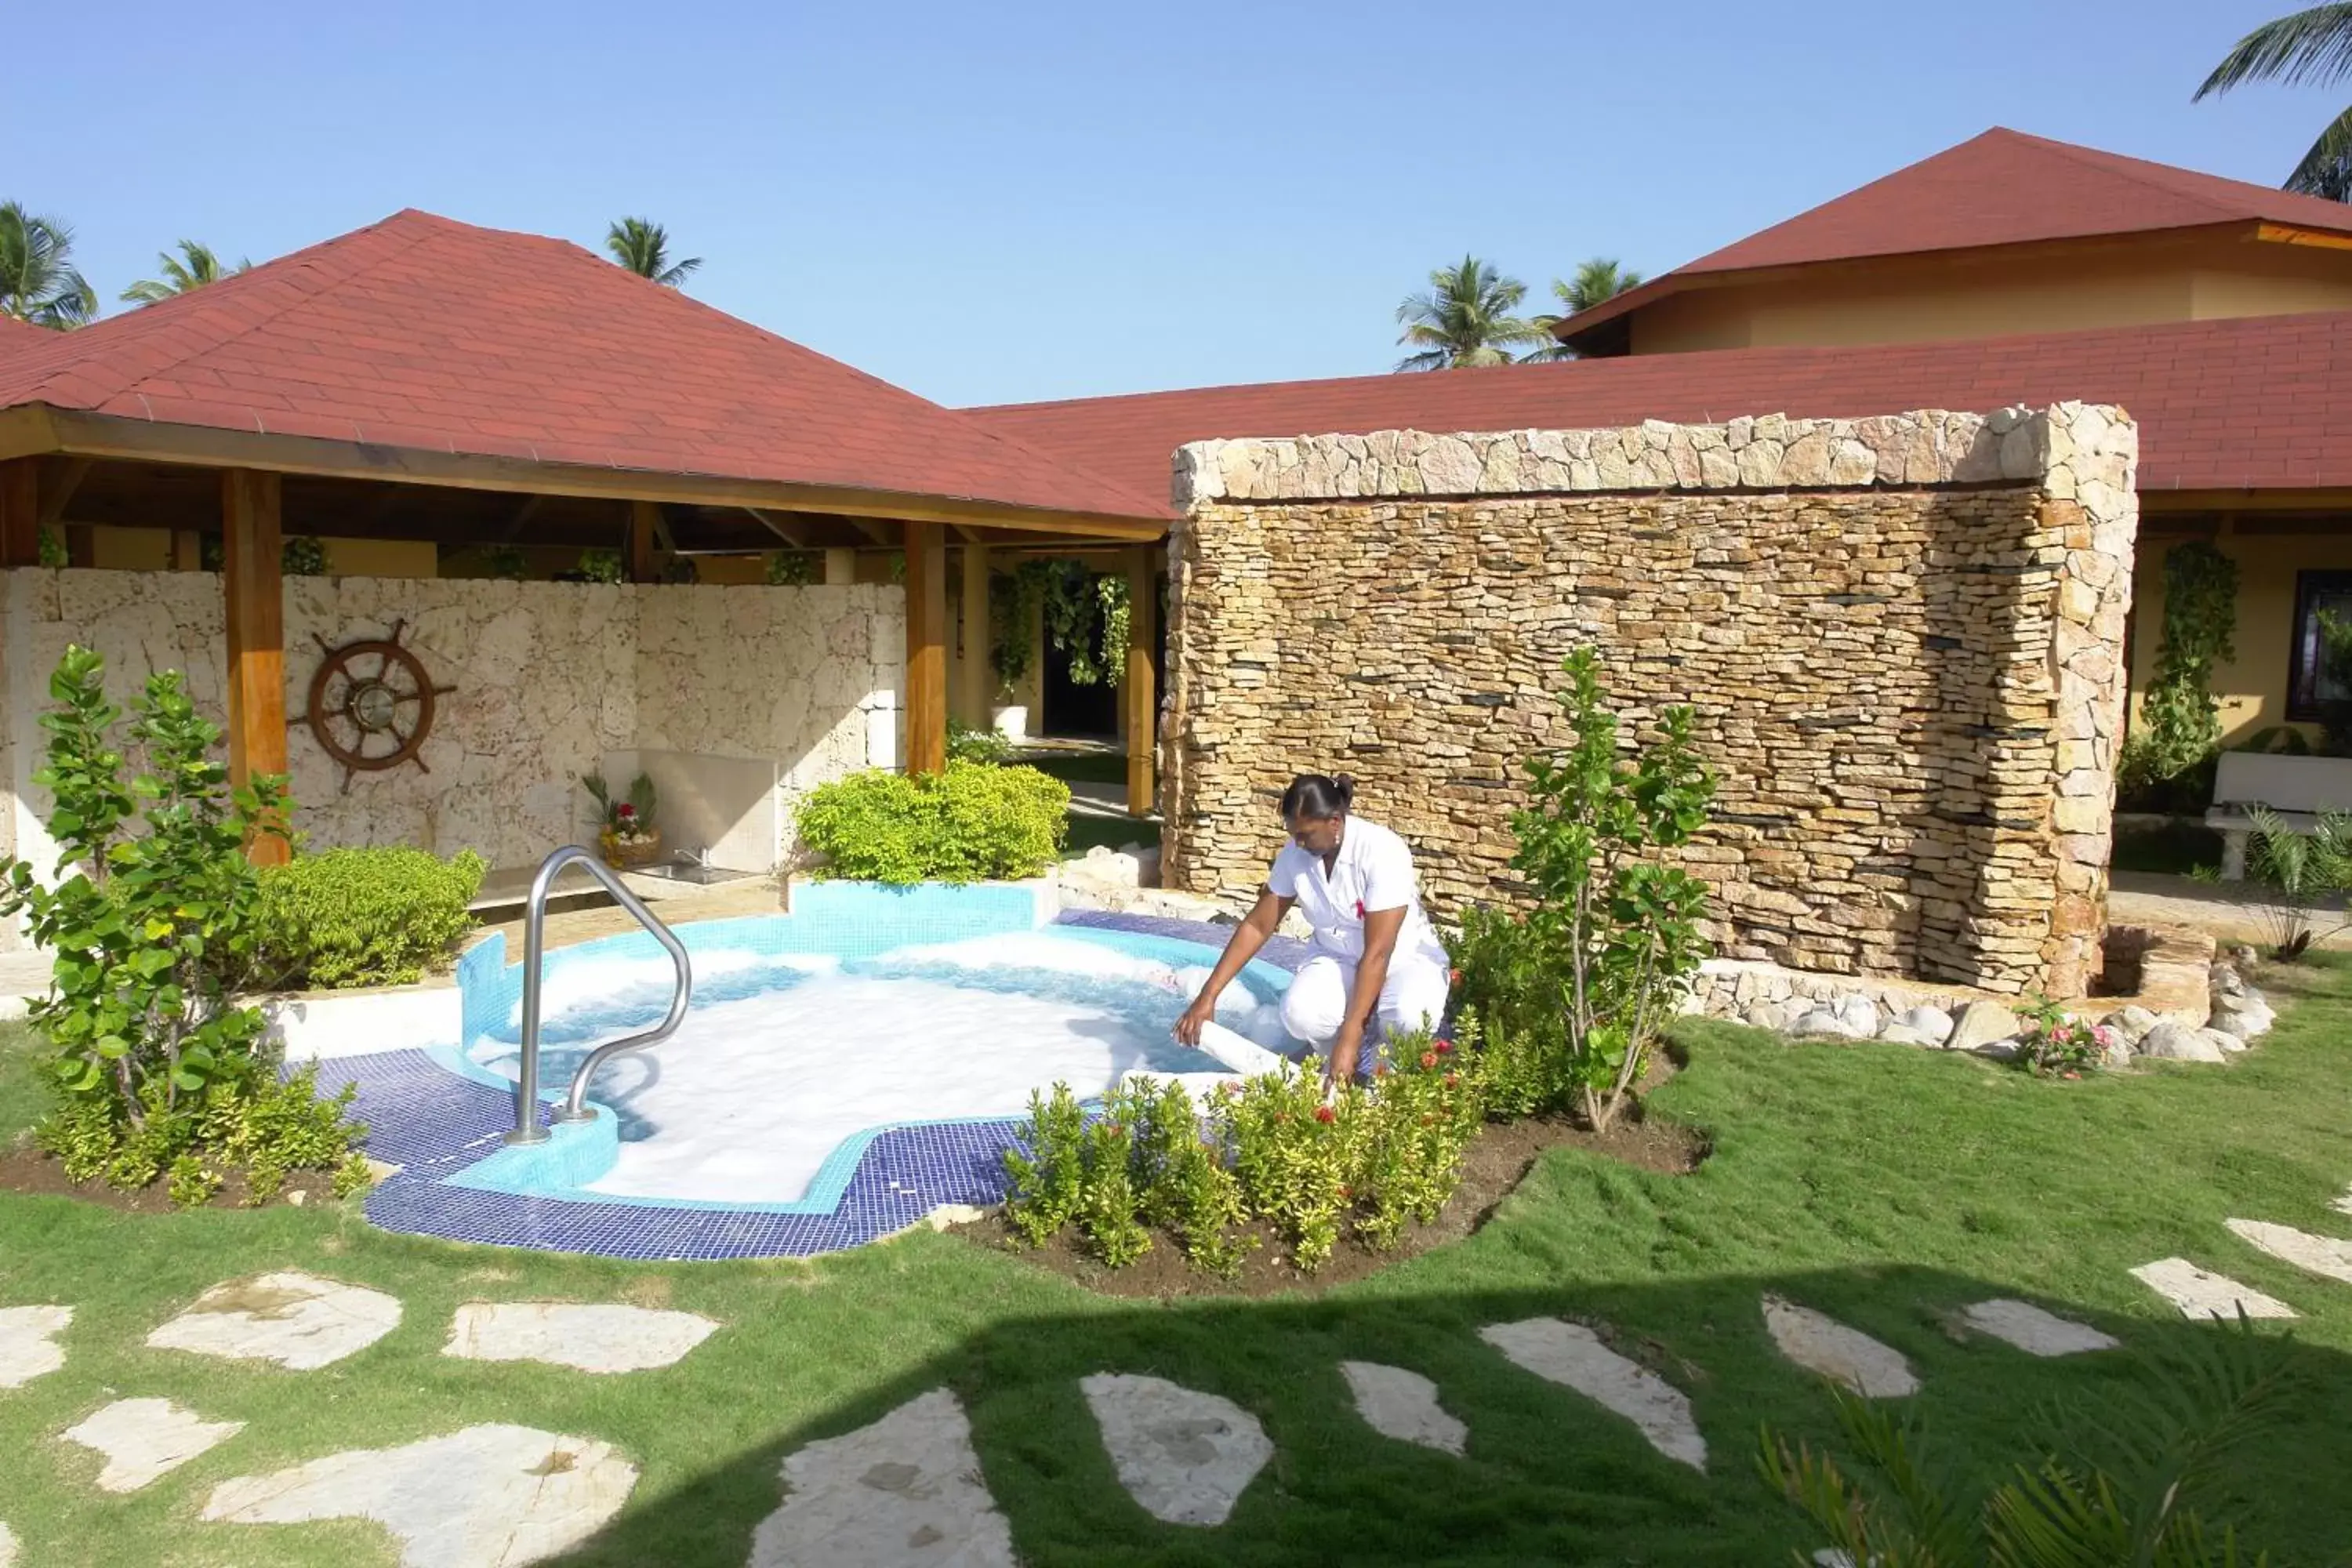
2009,131 -> 2251,224
9,212 -> 445,416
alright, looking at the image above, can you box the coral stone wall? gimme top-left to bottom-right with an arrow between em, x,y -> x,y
2,571 -> 901,902
1162,405 -> 2137,997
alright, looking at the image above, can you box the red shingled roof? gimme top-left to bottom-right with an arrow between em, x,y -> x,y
0,209 -> 1163,522
0,315 -> 54,355
967,310 -> 2352,501
1559,128 -> 2352,349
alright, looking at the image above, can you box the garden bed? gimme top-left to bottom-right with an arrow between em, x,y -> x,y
956,1077 -> 1708,1300
0,1144 -> 347,1213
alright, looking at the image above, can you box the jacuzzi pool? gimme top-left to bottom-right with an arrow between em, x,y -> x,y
344,884 -> 1306,1257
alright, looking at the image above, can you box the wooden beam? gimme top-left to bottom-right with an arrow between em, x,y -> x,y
741,506 -> 812,546
495,493 -> 548,543
627,499 -> 659,583
960,543 -> 992,726
0,458 -> 39,567
40,408 -> 1169,540
2256,221 -> 2352,251
221,469 -> 290,866
845,516 -> 897,546
1123,546 -> 1157,817
36,456 -> 93,527
904,521 -> 949,777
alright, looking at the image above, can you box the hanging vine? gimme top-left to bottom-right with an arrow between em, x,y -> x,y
987,561 -> 1134,693
2124,541 -> 2238,795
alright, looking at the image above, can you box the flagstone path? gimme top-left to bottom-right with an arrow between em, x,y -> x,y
1956,1299 -> 2119,1357
148,1272 -> 403,1370
746,1388 -> 1015,1567
2225,1218 -> 2352,1287
1339,1360 -> 1466,1456
61,1397 -> 245,1491
0,1305 -> 71,1388
1760,1296 -> 1920,1397
2129,1258 -> 2299,1319
442,1301 -> 720,1373
1478,1318 -> 1707,1471
1081,1373 -> 1272,1526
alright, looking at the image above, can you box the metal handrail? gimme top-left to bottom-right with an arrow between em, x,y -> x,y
503,845 -> 695,1146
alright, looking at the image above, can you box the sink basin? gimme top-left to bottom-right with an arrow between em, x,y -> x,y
629,861 -> 755,887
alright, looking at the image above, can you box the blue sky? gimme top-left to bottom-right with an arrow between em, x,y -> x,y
17,1 -> 2339,406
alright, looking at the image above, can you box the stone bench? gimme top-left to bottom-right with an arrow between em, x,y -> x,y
2205,751 -> 2352,879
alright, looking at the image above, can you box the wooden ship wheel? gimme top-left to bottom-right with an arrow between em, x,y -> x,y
292,620 -> 456,793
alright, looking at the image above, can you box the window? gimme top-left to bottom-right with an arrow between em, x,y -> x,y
2288,570 -> 2352,720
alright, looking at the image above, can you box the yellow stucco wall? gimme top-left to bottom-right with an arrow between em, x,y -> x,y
1628,237 -> 2352,355
2129,529 -> 2352,743
88,527 -> 436,578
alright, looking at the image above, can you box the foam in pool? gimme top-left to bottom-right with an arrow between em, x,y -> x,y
465,930 -> 1298,1205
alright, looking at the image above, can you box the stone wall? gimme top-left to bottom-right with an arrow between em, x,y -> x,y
2,572 -> 901,911
1162,405 -> 2137,997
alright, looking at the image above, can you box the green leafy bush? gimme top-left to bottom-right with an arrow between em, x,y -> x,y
254,846 -> 486,989
2121,541 -> 2238,810
765,550 -> 820,586
796,761 -> 1069,883
0,647 -> 366,1202
1453,649 -> 1715,1130
281,535 -> 328,575
576,547 -> 624,583
947,720 -> 1013,766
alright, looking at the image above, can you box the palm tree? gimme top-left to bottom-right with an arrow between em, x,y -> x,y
120,240 -> 251,306
0,204 -> 97,328
604,217 -> 702,287
2196,5 -> 2352,199
1393,256 -> 1546,372
1525,257 -> 1646,362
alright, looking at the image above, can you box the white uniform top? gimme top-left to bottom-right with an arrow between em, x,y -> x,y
1267,815 -> 1450,969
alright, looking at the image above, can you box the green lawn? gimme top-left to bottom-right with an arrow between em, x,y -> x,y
4,962 -> 2352,1564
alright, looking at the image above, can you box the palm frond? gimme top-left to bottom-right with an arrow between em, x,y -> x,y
2196,4 -> 2352,97
2286,102 -> 2352,195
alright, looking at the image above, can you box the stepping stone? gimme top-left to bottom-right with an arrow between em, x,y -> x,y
202,1423 -> 636,1568
62,1397 -> 245,1491
1081,1373 -> 1272,1526
2332,1184 -> 2351,1218
2227,1218 -> 2352,1286
149,1272 -> 401,1370
0,1520 -> 14,1568
442,1302 -> 719,1374
1479,1319 -> 1706,1472
1762,1296 -> 1919,1397
1339,1361 -> 1466,1456
0,1305 -> 71,1388
746,1388 -> 1014,1567
1957,1299 -> 2119,1357
2129,1258 -> 2297,1320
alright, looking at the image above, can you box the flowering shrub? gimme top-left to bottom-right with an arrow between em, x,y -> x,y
1347,1033 -> 1484,1250
2013,995 -> 2109,1079
1216,1062 -> 1357,1270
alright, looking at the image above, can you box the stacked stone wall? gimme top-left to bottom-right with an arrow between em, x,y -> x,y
1162,405 -> 2136,996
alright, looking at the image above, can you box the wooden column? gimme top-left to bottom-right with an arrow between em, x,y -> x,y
904,521 -> 949,776
1123,546 -> 1157,816
222,469 -> 291,866
960,543 -> 992,728
172,531 -> 205,572
627,499 -> 659,583
0,459 -> 38,568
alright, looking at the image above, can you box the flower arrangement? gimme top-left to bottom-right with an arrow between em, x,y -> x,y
582,771 -> 661,868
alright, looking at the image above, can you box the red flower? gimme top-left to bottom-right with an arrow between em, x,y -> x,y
1219,1080 -> 1241,1097
1449,967 -> 1463,985
2062,1071 -> 2081,1081
1104,1123 -> 1123,1137
1443,1073 -> 1459,1089
617,804 -> 636,818
1313,1105 -> 1336,1124
1373,1063 -> 1390,1078
1434,1039 -> 1455,1055
1338,1185 -> 1352,1198
1420,1051 -> 1439,1070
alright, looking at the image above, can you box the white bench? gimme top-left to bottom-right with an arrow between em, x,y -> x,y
2206,750 -> 2352,878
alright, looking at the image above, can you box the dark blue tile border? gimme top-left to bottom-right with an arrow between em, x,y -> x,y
349,909 -> 1297,1261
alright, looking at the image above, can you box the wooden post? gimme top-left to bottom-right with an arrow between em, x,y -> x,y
960,543 -> 992,728
905,521 -> 949,776
0,459 -> 38,568
172,531 -> 205,572
1124,546 -> 1157,817
627,499 -> 659,583
64,528 -> 95,568
222,469 -> 291,866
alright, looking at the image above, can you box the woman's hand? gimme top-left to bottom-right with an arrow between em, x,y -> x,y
1174,994 -> 1218,1048
1325,1020 -> 1366,1086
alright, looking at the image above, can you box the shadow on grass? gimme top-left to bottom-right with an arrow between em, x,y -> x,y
548,1262 -> 2352,1567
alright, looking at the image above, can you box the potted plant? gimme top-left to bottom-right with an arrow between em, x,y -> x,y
583,771 -> 662,869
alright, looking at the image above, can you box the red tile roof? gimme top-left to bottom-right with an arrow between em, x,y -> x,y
968,310 -> 2352,500
0,209 -> 1163,522
1559,128 -> 2352,347
0,315 -> 54,355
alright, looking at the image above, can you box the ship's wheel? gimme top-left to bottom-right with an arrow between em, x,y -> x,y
292,620 -> 456,793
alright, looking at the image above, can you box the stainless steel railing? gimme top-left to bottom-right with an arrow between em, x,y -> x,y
503,845 -> 694,1146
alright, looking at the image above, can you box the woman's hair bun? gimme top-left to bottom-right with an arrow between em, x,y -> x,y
1279,772 -> 1357,821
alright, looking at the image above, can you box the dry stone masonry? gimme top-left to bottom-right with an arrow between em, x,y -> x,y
1163,405 -> 2137,996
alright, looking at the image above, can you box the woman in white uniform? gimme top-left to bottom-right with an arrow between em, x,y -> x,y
1174,774 -> 1452,1083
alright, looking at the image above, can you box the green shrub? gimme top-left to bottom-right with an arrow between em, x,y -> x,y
576,547 -> 624,583
0,647 -> 367,1203
765,550 -> 820,586
1454,649 -> 1714,1131
255,846 -> 485,989
948,719 -> 1014,766
796,761 -> 1068,883
1003,1083 -> 1087,1245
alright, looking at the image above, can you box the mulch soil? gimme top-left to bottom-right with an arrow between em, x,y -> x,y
952,1073 -> 1709,1301
0,1142 -> 341,1214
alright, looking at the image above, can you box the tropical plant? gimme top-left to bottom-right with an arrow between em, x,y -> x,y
989,561 -> 1054,691
948,718 -> 1013,765
1525,257 -> 1646,361
2197,5 -> 2352,199
576,547 -> 625,583
1038,561 -> 1129,688
795,761 -> 1070,883
281,536 -> 328,577
604,216 -> 702,287
1761,1313 -> 2298,1566
1451,649 -> 1715,1131
2245,804 -> 2352,959
252,847 -> 486,989
1394,256 -> 1548,372
0,203 -> 97,328
119,240 -> 250,305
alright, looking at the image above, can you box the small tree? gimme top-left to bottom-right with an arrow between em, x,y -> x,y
0,649 -> 287,1134
1459,650 -> 1715,1131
